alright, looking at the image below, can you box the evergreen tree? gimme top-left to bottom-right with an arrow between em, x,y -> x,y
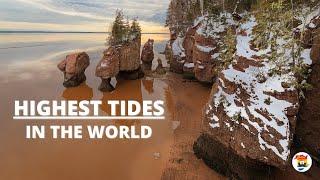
109,10 -> 127,45
108,10 -> 141,45
252,0 -> 313,91
130,17 -> 141,40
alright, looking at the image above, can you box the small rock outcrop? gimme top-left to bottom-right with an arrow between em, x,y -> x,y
141,39 -> 154,71
155,58 -> 166,75
57,52 -> 90,87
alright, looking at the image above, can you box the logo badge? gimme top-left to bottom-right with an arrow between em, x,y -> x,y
292,152 -> 312,172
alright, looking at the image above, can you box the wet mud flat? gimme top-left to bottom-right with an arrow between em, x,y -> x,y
160,73 -> 226,180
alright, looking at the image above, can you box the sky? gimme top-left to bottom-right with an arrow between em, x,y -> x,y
0,0 -> 170,33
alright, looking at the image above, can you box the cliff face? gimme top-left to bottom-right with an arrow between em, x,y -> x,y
167,13 -> 237,82
165,0 -> 320,178
195,15 -> 302,169
296,14 -> 320,161
193,8 -> 318,180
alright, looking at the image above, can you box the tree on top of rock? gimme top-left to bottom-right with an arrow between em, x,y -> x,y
109,10 -> 127,45
108,10 -> 141,46
129,17 -> 141,40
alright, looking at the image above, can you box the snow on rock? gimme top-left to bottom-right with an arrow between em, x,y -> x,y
309,23 -> 316,28
196,44 -> 215,53
297,7 -> 320,30
184,62 -> 194,68
301,49 -> 313,65
196,13 -> 236,37
202,14 -> 310,168
172,37 -> 186,57
212,53 -> 220,59
192,13 -> 237,83
101,62 -> 108,68
169,36 -> 187,73
241,142 -> 246,149
168,12 -> 239,81
96,47 -> 120,79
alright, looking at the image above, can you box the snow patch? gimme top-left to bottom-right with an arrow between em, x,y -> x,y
184,62 -> 194,68
172,37 -> 186,57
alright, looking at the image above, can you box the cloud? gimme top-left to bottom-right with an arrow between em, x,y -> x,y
16,0 -> 107,20
15,0 -> 169,22
0,0 -> 170,32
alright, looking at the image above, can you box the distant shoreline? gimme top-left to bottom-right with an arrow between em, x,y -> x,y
0,31 -> 169,34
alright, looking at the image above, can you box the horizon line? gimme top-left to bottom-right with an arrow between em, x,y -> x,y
0,30 -> 169,34
13,116 -> 165,120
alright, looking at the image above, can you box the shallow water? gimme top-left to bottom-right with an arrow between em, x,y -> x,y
0,33 -> 215,180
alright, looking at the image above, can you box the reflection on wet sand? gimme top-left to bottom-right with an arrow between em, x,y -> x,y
62,83 -> 93,101
142,79 -> 154,94
100,79 -> 143,116
100,79 -> 144,127
160,74 -> 225,180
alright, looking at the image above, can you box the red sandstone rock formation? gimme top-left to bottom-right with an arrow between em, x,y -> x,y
96,47 -> 120,78
57,52 -> 90,87
118,36 -> 141,72
95,47 -> 120,91
141,39 -> 154,63
168,14 -> 236,82
193,14 -> 315,178
170,37 -> 186,73
192,31 -> 218,83
95,37 -> 144,92
141,39 -> 154,71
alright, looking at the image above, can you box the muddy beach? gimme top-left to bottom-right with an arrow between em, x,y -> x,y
0,33 -> 214,180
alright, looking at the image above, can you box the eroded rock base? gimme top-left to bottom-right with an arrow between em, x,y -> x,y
193,133 -> 276,180
63,72 -> 86,88
98,78 -> 115,92
118,68 -> 144,80
141,62 -> 152,72
169,60 -> 184,74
